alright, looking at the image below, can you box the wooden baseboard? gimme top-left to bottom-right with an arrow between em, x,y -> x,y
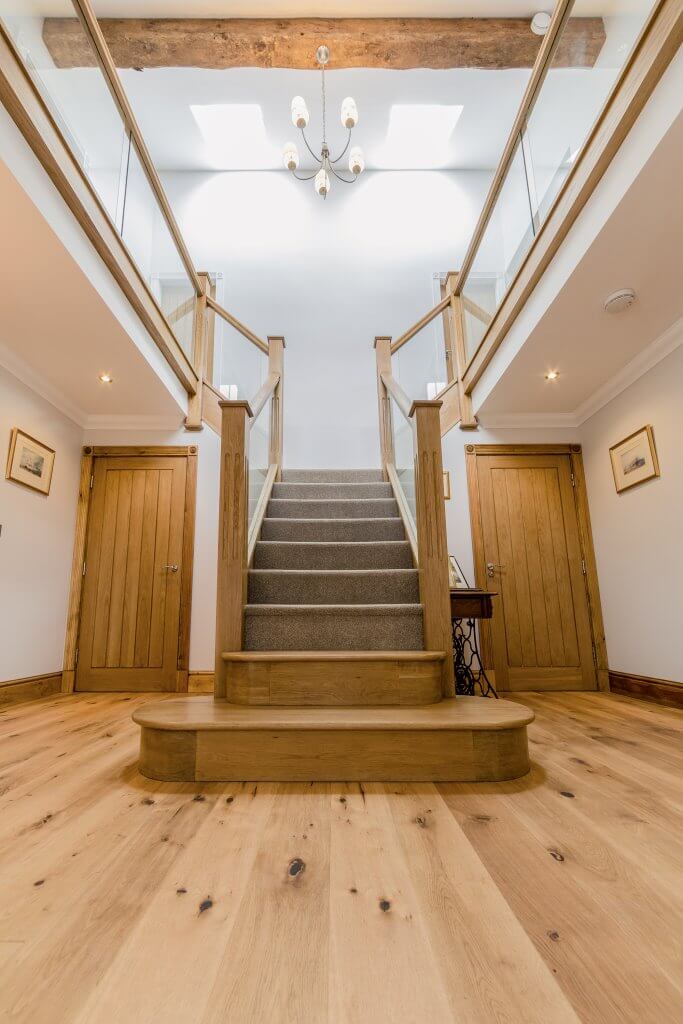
188,671 -> 214,694
609,671 -> 683,709
0,672 -> 62,707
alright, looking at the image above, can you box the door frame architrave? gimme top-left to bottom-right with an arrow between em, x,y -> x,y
465,442 -> 609,692
61,445 -> 197,694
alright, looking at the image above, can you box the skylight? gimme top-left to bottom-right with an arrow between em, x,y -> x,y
375,104 -> 464,170
190,104 -> 280,170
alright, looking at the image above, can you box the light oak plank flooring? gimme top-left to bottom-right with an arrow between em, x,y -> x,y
0,692 -> 680,1023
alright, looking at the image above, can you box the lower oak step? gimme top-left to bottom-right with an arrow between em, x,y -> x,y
133,697 -> 534,783
221,650 -> 445,706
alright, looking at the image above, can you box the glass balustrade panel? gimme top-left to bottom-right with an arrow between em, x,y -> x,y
209,314 -> 268,405
460,139 -> 534,363
393,317 -> 449,402
525,1 -> 658,226
120,140 -> 196,359
0,0 -> 128,223
390,396 -> 416,526
248,397 -> 271,527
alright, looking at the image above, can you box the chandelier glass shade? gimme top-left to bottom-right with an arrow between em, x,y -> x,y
283,45 -> 364,198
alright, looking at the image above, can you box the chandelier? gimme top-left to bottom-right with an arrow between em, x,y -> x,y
282,45 -> 365,198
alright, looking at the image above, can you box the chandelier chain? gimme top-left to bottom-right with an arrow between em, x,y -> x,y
321,61 -> 326,148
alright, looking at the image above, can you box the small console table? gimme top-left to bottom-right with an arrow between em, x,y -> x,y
450,589 -> 498,698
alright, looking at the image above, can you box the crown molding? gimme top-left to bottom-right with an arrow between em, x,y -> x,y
0,340 -> 86,426
575,314 -> 683,425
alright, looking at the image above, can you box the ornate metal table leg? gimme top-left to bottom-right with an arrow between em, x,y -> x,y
452,618 -> 498,698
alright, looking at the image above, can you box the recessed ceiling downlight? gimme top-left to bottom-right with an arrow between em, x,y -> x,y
545,370 -> 560,381
98,372 -> 114,384
531,12 -> 552,35
604,288 -> 636,314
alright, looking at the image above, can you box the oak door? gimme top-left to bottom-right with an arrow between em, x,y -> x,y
473,452 -> 596,691
76,455 -> 189,691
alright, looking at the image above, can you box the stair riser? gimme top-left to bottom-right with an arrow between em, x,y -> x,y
260,518 -> 406,542
244,611 -> 424,651
272,483 -> 393,499
253,541 -> 414,570
267,499 -> 398,519
281,469 -> 384,483
248,570 -> 419,605
139,723 -> 531,782
225,659 -> 442,706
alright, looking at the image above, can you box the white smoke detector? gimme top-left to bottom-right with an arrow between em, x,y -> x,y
604,288 -> 637,314
531,12 -> 552,35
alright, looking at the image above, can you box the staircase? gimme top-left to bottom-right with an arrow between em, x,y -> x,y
134,388 -> 533,783
245,469 -> 424,653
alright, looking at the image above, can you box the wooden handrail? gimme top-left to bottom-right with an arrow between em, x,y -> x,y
206,295 -> 270,355
380,371 -> 412,422
249,372 -> 280,423
454,0 -> 574,295
71,0 -> 203,297
390,295 -> 451,354
462,295 -> 492,326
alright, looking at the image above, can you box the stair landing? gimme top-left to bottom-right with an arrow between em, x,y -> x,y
134,696 -> 534,782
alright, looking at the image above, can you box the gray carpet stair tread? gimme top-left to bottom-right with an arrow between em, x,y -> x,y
281,469 -> 384,482
260,518 -> 406,541
267,498 -> 398,519
244,604 -> 424,651
272,482 -> 392,499
248,569 -> 419,605
253,540 -> 413,570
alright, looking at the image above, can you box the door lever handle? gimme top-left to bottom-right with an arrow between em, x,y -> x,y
486,562 -> 505,578
164,564 -> 179,573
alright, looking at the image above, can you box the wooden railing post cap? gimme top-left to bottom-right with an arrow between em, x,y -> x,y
267,335 -> 286,347
374,335 -> 392,348
218,399 -> 254,417
409,399 -> 443,418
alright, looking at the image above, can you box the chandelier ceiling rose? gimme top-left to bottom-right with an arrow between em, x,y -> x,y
283,46 -> 364,198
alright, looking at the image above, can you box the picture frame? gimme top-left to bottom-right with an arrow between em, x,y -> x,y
609,425 -> 660,494
448,554 -> 470,590
5,428 -> 55,496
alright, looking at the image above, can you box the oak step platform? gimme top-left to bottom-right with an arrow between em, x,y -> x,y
134,696 -> 534,782
221,650 -> 445,706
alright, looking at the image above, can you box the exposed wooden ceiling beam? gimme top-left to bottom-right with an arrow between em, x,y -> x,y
42,18 -> 606,71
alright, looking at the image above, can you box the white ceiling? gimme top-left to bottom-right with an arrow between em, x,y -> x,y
0,158 -> 184,425
118,66 -> 530,171
477,109 -> 683,422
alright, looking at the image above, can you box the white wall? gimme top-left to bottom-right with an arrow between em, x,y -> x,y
160,168 -> 491,467
579,339 -> 683,683
0,364 -> 82,683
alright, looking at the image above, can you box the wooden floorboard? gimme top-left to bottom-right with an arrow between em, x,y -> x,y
0,692 -> 680,1023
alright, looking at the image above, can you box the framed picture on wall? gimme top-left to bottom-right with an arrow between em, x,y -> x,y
609,425 -> 660,494
5,428 -> 55,495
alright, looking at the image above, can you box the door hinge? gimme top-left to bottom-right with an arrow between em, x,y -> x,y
581,558 -> 587,575
82,560 -> 87,577
89,474 -> 94,490
74,647 -> 79,667
570,472 -> 576,487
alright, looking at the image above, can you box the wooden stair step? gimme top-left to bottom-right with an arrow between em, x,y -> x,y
221,650 -> 446,706
133,696 -> 534,783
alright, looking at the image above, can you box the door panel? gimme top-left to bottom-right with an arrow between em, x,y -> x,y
476,453 -> 595,691
76,456 -> 188,691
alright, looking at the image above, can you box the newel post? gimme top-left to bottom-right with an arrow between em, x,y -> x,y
214,399 -> 253,699
374,336 -> 394,480
267,336 -> 285,478
410,400 -> 455,697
